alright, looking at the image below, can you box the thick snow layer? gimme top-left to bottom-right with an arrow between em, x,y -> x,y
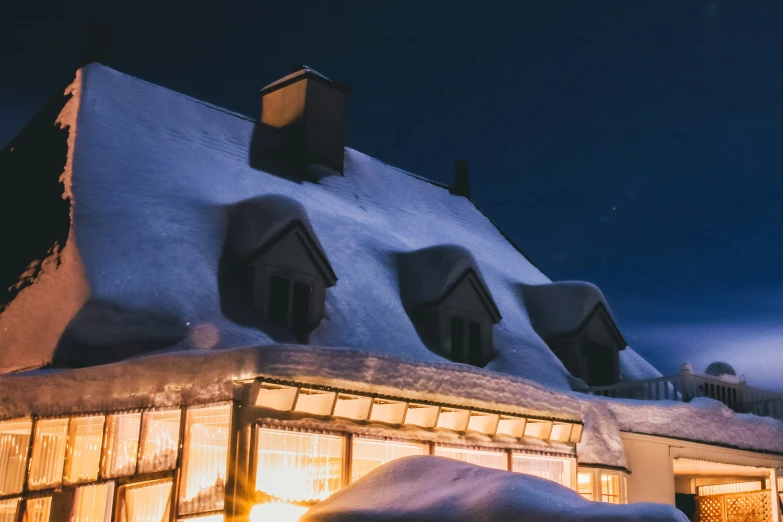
577,401 -> 628,469
301,456 -> 688,522
619,347 -> 663,382
520,281 -> 612,340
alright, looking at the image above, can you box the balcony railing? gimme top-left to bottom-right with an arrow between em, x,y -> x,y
588,369 -> 783,421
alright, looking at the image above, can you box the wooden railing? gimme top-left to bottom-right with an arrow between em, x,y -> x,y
588,369 -> 783,421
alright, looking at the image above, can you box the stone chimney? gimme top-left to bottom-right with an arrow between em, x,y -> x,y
260,66 -> 351,174
450,160 -> 470,198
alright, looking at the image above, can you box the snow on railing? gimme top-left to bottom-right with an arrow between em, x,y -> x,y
588,368 -> 783,421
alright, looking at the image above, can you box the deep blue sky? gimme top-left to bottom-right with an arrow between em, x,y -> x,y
3,1 -> 783,389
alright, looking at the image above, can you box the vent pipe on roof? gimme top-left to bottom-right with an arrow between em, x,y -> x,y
450,160 -> 470,198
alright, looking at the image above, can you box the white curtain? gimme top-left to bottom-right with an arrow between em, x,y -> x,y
433,447 -> 508,470
28,419 -> 69,489
65,417 -> 104,484
255,428 -> 343,508
71,483 -> 115,522
24,497 -> 52,522
103,414 -> 141,478
511,454 -> 572,488
0,499 -> 20,522
178,405 -> 231,515
138,410 -> 180,474
0,420 -> 32,495
351,438 -> 428,483
118,480 -> 172,522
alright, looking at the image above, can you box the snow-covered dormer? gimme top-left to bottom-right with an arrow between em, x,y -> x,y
398,245 -> 501,366
224,195 -> 337,343
260,66 -> 351,174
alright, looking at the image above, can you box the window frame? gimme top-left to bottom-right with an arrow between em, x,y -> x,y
444,310 -> 488,366
576,467 -> 628,504
265,269 -> 317,341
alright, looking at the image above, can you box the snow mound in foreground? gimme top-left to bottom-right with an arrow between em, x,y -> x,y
302,456 -> 687,522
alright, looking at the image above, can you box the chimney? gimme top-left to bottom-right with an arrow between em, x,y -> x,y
260,66 -> 351,174
451,160 -> 470,198
79,23 -> 111,67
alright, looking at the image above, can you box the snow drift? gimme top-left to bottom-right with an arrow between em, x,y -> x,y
301,456 -> 688,522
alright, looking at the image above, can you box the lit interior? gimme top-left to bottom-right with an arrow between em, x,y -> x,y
139,410 -> 181,474
524,421 -> 553,440
698,481 -> 763,496
65,416 -> 104,484
28,419 -> 69,489
176,516 -> 223,522
24,497 -> 51,522
403,404 -> 439,428
102,414 -> 141,478
332,395 -> 372,421
569,424 -> 583,443
435,409 -> 470,432
254,384 -> 298,411
433,446 -> 508,470
254,428 -> 343,520
0,419 -> 32,495
71,482 -> 115,522
511,454 -> 573,489
117,479 -> 173,522
600,473 -> 620,503
368,400 -> 407,424
467,413 -> 499,434
351,438 -> 429,482
179,405 -> 231,515
577,472 -> 593,500
549,423 -> 573,443
249,502 -> 308,522
0,499 -> 19,522
293,390 -> 336,416
496,417 -> 526,438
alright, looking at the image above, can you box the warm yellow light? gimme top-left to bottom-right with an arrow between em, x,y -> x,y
249,502 -> 308,522
578,473 -> 592,485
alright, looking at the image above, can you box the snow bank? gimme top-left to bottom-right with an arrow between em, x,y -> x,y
301,456 -> 687,522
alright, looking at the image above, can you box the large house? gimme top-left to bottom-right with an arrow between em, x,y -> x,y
1,62 -> 783,522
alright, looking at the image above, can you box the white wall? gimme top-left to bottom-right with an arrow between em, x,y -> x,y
620,433 -> 676,505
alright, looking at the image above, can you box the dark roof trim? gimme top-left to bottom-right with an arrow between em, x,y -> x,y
577,462 -> 631,474
243,220 -> 338,286
260,68 -> 352,97
414,267 -> 502,323
546,302 -> 627,349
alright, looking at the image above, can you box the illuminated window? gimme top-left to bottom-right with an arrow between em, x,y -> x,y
577,472 -> 593,501
64,416 -> 104,484
601,473 -> 620,504
178,515 -> 223,522
351,438 -> 428,483
433,446 -> 508,470
102,414 -> 141,478
511,454 -> 573,489
28,419 -> 69,489
254,428 -> 344,520
0,419 -> 32,495
0,499 -> 20,522
179,405 -> 231,515
116,479 -> 173,522
71,483 -> 114,522
138,410 -> 181,474
24,497 -> 52,522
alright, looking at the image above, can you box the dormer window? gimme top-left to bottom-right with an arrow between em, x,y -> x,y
398,245 -> 502,367
267,274 -> 313,341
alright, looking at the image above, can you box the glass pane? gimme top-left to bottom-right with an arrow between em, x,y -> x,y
511,454 -> 572,489
138,410 -> 181,474
71,483 -> 115,522
102,414 -> 141,478
24,497 -> 52,522
64,416 -> 104,484
578,472 -> 593,500
254,428 -> 343,519
178,516 -> 223,522
0,419 -> 32,495
433,446 -> 507,470
601,473 -> 620,504
268,276 -> 290,328
117,480 -> 173,522
450,318 -> 464,362
351,438 -> 428,483
29,418 -> 69,489
179,405 -> 231,515
469,321 -> 482,365
0,499 -> 20,522
291,282 -> 311,337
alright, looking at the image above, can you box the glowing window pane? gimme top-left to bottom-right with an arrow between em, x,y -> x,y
117,479 -> 173,522
28,419 -> 69,489
601,473 -> 620,504
0,499 -> 20,522
177,516 -> 223,522
254,428 -> 344,516
433,447 -> 508,470
250,502 -> 307,522
138,410 -> 181,474
178,405 -> 231,515
71,483 -> 114,522
351,438 -> 428,483
102,414 -> 141,478
64,416 -> 104,484
24,497 -> 52,522
578,472 -> 594,501
0,419 -> 32,495
511,454 -> 573,489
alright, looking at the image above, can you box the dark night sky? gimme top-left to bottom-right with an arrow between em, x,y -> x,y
3,1 -> 783,390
